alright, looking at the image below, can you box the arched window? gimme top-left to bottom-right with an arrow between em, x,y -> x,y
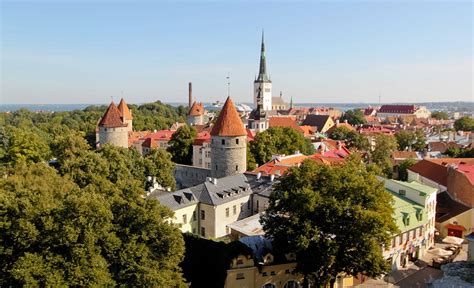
284,280 -> 300,288
262,283 -> 276,288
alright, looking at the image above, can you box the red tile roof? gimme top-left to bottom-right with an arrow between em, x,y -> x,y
188,101 -> 205,116
142,138 -> 157,149
98,101 -> 128,128
379,105 -> 417,114
193,131 -> 211,145
408,158 -> 474,186
428,141 -> 460,153
358,126 -> 395,135
117,98 -> 133,120
144,130 -> 175,141
210,97 -> 246,137
269,116 -> 301,131
457,164 -> 474,185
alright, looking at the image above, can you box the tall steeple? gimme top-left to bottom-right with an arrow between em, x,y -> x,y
256,30 -> 270,82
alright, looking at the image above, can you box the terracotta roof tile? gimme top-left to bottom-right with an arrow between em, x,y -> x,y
408,158 -> 474,186
379,105 -> 417,114
210,97 -> 246,137
98,101 -> 128,128
188,101 -> 205,116
268,116 -> 302,132
117,98 -> 133,120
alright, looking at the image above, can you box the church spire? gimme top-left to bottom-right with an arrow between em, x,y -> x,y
256,30 -> 270,83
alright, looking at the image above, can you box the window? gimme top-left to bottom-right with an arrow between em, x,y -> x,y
399,189 -> 406,196
226,208 -> 229,217
270,271 -> 276,276
233,205 -> 237,215
262,272 -> 267,277
226,226 -> 230,234
285,269 -> 290,274
182,214 -> 187,224
201,227 -> 205,237
413,230 -> 416,239
236,273 -> 245,280
263,283 -> 276,288
192,228 -> 196,234
406,217 -> 410,226
236,138 -> 239,145
193,211 -> 196,221
247,201 -> 251,209
237,259 -> 244,265
399,235 -> 403,245
222,139 -> 225,145
215,165 -> 218,170
201,210 -> 205,220
236,165 -> 238,171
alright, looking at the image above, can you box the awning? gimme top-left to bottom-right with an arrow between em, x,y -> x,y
442,236 -> 465,245
445,224 -> 466,231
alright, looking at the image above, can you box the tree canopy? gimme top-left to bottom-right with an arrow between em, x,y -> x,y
340,109 -> 366,126
431,111 -> 449,120
454,116 -> 474,132
167,125 -> 197,165
395,130 -> 426,151
0,163 -> 186,287
329,126 -> 369,151
249,127 -> 315,166
261,157 -> 398,287
370,134 -> 398,178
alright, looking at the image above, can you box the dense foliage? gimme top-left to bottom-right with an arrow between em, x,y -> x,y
261,156 -> 398,287
0,103 -> 185,285
445,147 -> 474,158
0,163 -> 185,287
397,158 -> 417,181
249,127 -> 315,166
395,130 -> 426,151
340,109 -> 366,126
454,116 -> 474,132
369,134 -> 398,178
167,125 -> 197,165
329,126 -> 370,151
431,111 -> 449,120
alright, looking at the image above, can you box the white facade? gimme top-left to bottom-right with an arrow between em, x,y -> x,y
192,142 -> 212,169
254,81 -> 272,111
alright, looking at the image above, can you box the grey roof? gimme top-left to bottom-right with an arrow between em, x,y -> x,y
150,173 -> 275,210
148,189 -> 198,210
302,115 -> 331,131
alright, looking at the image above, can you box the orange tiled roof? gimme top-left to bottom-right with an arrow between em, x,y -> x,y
188,101 -> 205,116
269,116 -> 301,131
98,101 -> 127,128
408,158 -> 474,186
117,98 -> 133,120
299,125 -> 315,137
142,138 -> 157,149
210,97 -> 246,137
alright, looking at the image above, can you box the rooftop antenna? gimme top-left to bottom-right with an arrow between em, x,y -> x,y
226,73 -> 230,98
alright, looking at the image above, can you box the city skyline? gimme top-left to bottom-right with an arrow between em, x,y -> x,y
1,1 -> 472,105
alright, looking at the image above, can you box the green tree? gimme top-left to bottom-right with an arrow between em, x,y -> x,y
250,127 -> 315,166
144,149 -> 176,191
370,134 -> 398,178
445,147 -> 474,158
340,109 -> 366,126
261,157 -> 398,287
4,127 -> 51,166
454,116 -> 474,132
167,125 -> 197,165
329,126 -> 370,151
397,158 -> 417,181
0,163 -> 186,287
431,111 -> 449,120
395,130 -> 426,151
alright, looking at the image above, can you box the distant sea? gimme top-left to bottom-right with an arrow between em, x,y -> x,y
1,102 -> 471,112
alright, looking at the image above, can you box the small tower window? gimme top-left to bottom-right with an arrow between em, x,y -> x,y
236,165 -> 238,171
236,138 -> 239,144
222,139 -> 225,145
215,165 -> 218,170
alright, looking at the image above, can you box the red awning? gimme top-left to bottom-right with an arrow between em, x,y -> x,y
445,224 -> 466,231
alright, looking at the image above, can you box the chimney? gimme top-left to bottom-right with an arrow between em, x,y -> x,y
336,141 -> 342,150
188,82 -> 192,109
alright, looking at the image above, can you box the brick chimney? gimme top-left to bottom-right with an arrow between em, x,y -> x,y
188,82 -> 192,109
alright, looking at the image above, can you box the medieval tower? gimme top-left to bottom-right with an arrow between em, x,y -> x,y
253,31 -> 272,111
117,98 -> 133,132
97,100 -> 129,148
210,97 -> 247,178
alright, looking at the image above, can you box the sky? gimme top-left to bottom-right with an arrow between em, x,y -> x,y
1,0 -> 472,105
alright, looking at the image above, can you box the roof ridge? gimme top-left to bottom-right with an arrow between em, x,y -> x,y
99,101 -> 128,128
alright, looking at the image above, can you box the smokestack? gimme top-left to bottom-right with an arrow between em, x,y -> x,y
188,82 -> 192,108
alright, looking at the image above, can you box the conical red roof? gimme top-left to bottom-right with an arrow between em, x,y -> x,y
99,101 -> 128,128
188,101 -> 204,116
210,97 -> 246,137
117,98 -> 133,120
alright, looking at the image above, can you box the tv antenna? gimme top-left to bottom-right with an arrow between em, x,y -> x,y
226,73 -> 230,98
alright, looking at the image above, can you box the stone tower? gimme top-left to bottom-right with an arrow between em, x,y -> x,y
187,101 -> 205,126
248,85 -> 269,132
97,101 -> 129,148
210,97 -> 247,178
117,98 -> 133,132
254,31 -> 272,111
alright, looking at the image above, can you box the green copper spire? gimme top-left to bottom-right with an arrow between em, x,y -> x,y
256,30 -> 271,83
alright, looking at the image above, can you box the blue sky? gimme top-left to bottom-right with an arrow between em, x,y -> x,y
1,0 -> 472,104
